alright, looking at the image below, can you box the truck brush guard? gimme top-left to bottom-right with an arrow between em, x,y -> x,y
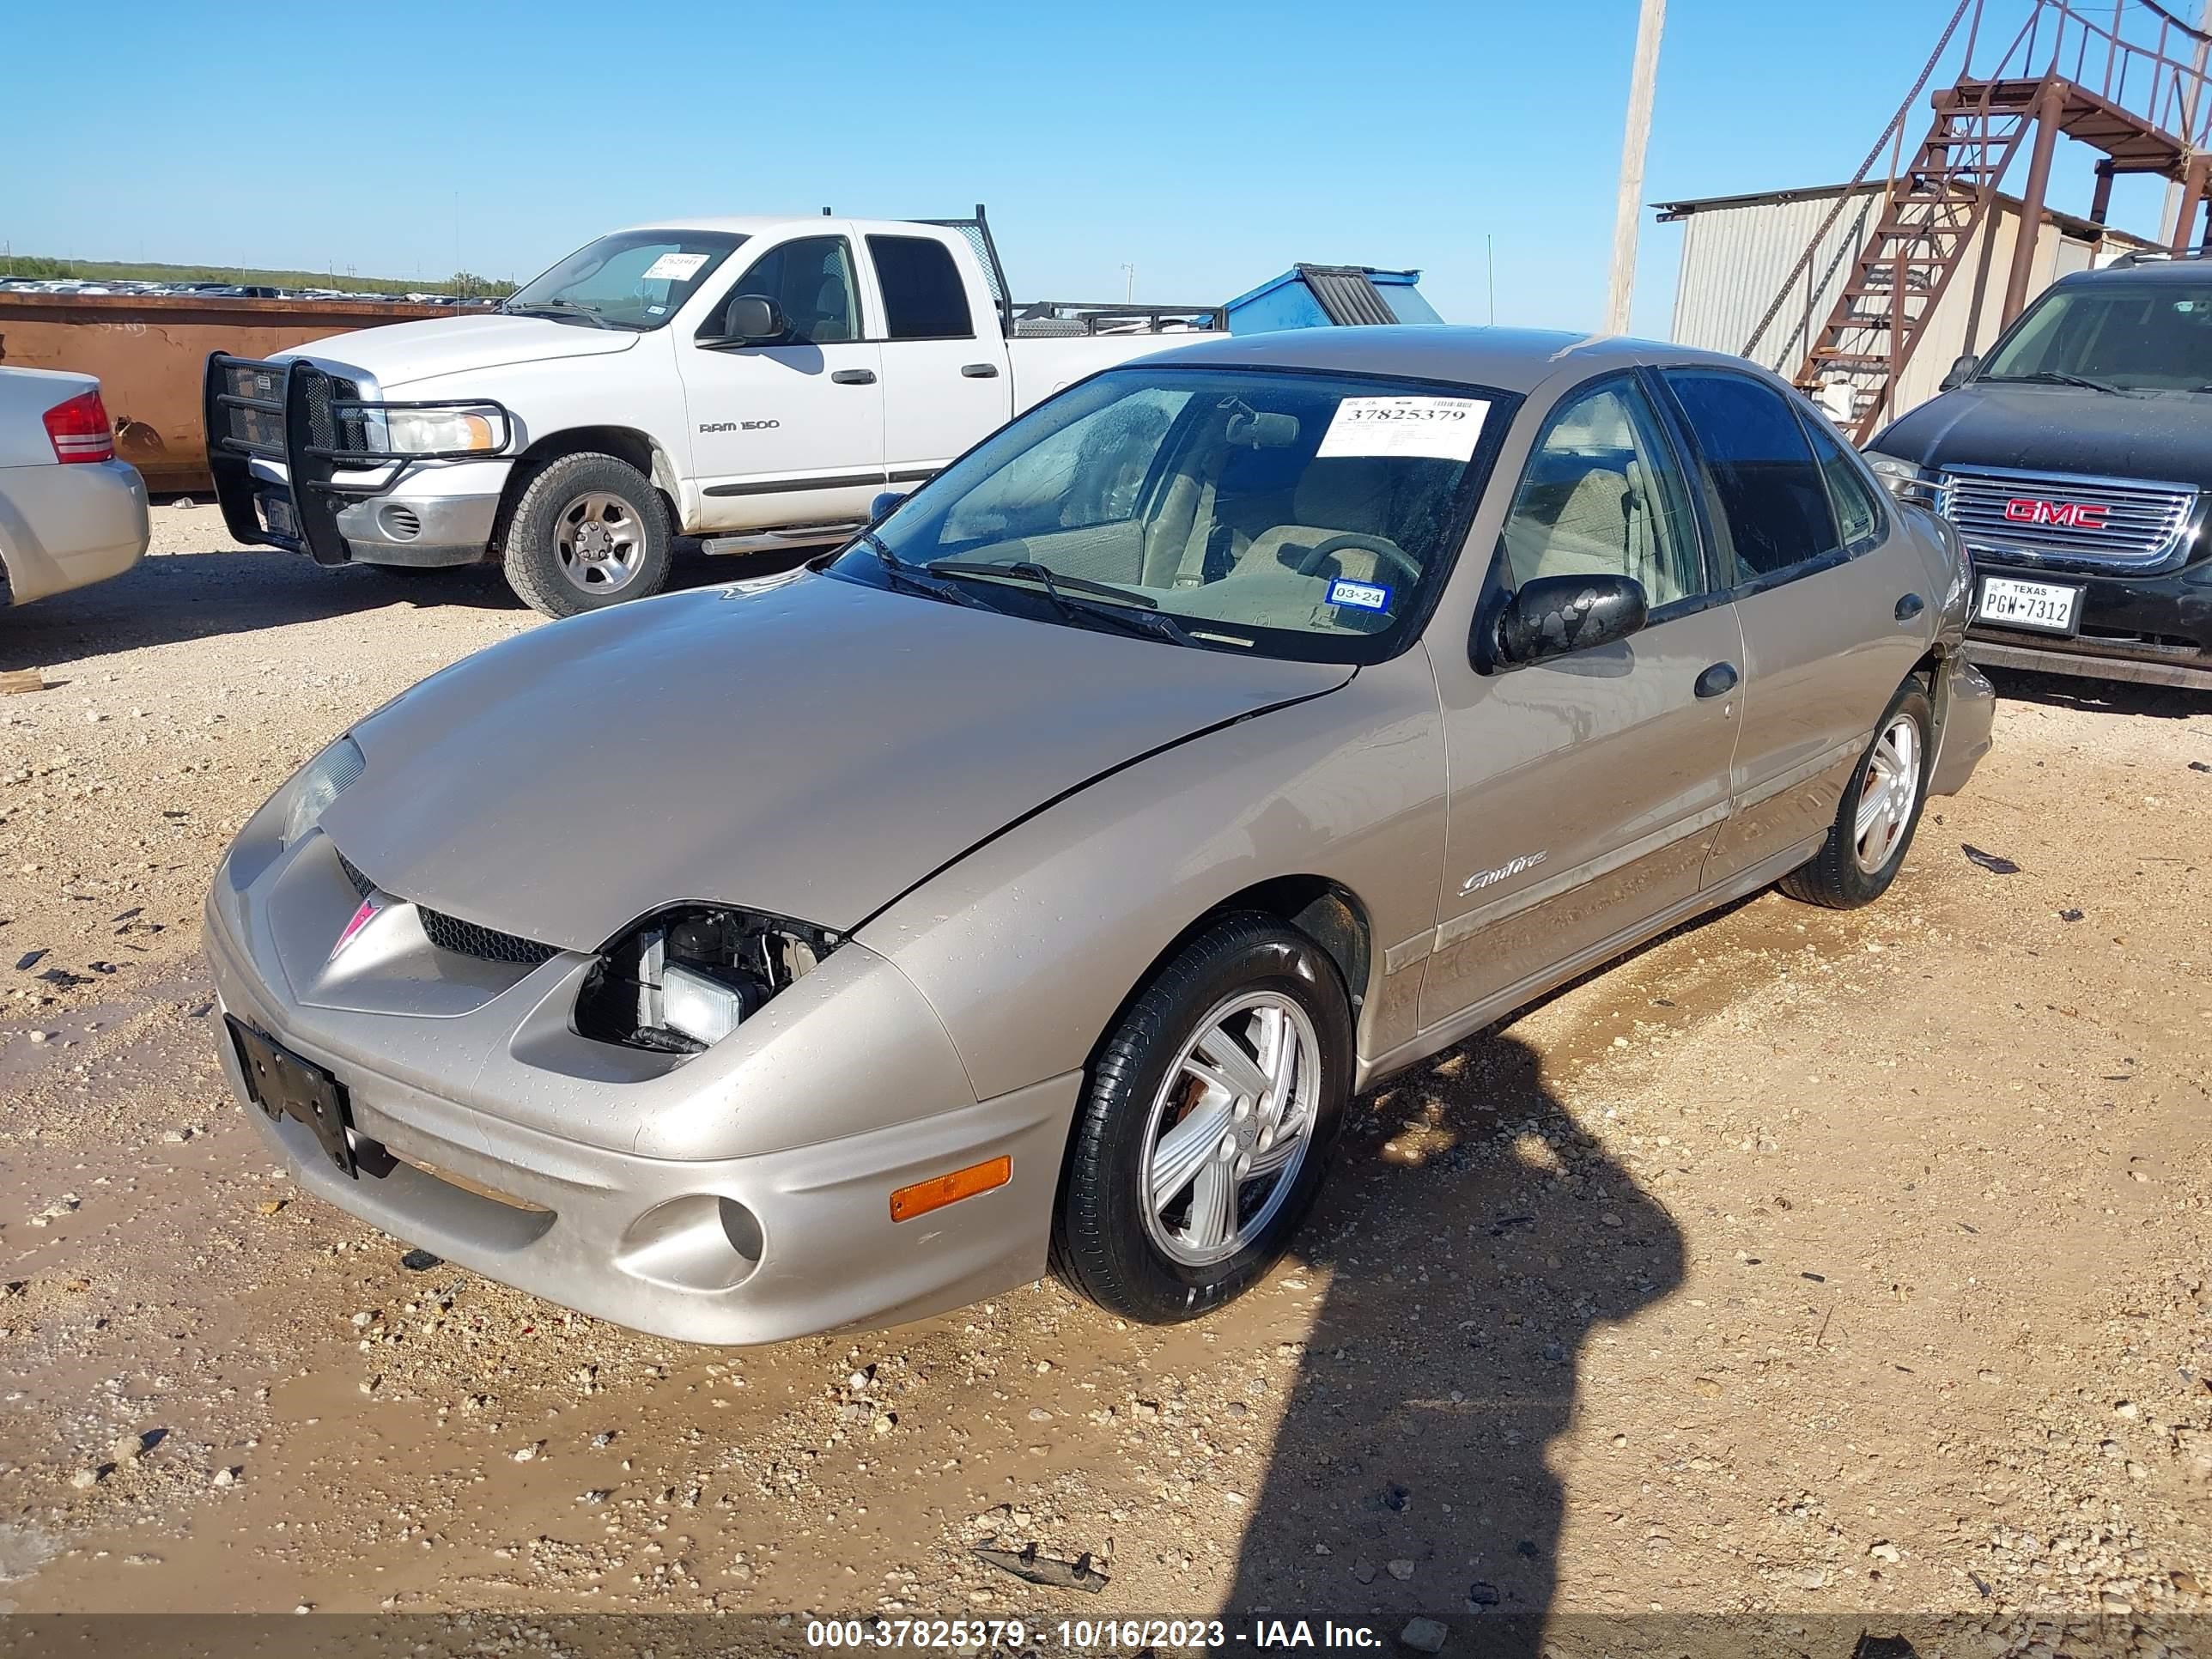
204,353 -> 514,566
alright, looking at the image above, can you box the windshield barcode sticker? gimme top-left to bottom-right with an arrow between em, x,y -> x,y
641,252 -> 711,283
1316,396 -> 1489,462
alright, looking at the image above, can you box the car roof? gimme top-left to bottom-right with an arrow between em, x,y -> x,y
2058,257 -> 2212,283
608,215 -> 960,239
1137,325 -> 1759,396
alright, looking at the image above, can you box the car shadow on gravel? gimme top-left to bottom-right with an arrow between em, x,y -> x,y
1982,664 -> 2207,720
0,541 -> 791,667
1224,1024 -> 1685,1650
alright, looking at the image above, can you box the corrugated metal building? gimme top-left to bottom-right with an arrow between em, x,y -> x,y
1657,182 -> 2157,419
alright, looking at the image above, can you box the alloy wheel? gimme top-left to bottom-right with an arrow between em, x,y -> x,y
1138,990 -> 1321,1268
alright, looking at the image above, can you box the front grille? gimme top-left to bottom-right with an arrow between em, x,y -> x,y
337,851 -> 375,899
1938,465 -> 2198,568
333,847 -> 557,966
416,907 -> 561,967
298,368 -> 367,457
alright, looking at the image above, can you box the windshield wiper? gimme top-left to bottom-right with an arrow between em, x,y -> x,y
1984,370 -> 2131,395
926,559 -> 1199,646
501,299 -> 611,330
927,559 -> 1161,608
858,532 -> 994,611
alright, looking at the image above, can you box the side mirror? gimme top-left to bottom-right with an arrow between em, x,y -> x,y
869,489 -> 905,524
1940,353 -> 1978,392
1492,574 -> 1649,667
704,295 -> 787,347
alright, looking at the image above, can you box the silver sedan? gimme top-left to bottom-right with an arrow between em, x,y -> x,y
0,367 -> 148,607
204,326 -> 1994,1343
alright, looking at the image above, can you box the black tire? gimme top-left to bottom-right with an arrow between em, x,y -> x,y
501,452 -> 672,618
1778,678 -> 1935,909
1051,912 -> 1352,1323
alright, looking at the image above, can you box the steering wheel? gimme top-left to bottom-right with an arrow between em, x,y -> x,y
1293,532 -> 1423,587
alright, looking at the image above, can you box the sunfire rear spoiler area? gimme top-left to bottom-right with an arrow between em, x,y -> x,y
203,353 -> 514,566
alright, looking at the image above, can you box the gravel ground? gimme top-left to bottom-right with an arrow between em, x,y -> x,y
0,507 -> 2207,1652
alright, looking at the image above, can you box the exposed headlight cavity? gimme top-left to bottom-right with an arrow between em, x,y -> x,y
280,735 -> 365,848
575,904 -> 842,1054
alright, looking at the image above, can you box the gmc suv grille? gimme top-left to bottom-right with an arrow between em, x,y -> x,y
1937,465 -> 2197,568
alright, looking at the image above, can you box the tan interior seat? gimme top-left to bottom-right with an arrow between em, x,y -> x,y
1231,457 -> 1400,584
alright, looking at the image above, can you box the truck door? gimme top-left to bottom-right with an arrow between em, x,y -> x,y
678,229 -> 884,532
1421,371 -> 1744,1031
864,232 -> 1011,489
1652,368 -> 1930,890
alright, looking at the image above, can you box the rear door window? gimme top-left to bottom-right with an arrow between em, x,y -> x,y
1796,407 -> 1884,551
1662,368 -> 1842,584
867,235 -> 975,340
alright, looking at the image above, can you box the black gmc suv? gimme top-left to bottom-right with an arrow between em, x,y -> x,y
1865,253 -> 2212,691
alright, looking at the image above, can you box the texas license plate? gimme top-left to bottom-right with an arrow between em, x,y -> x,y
259,491 -> 300,540
1977,574 -> 2082,635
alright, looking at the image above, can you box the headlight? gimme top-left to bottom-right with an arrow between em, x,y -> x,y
380,408 -> 504,455
1863,451 -> 1936,502
280,735 -> 365,848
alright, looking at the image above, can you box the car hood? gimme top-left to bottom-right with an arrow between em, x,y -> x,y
318,572 -> 1352,951
1875,381 -> 2212,488
279,313 -> 637,391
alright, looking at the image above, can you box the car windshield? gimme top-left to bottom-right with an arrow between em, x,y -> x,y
1979,282 -> 2212,392
504,230 -> 746,332
834,366 -> 1507,663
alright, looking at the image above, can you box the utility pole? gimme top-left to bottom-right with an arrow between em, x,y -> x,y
1604,0 -> 1667,335
2161,0 -> 2212,246
1121,263 -> 1136,302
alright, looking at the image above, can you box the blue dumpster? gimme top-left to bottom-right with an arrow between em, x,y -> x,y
1221,264 -> 1444,334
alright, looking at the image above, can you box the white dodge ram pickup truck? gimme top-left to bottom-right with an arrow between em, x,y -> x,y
205,210 -> 1222,615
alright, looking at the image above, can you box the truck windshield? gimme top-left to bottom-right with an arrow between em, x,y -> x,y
833,366 -> 1510,665
504,230 -> 746,332
1980,282 -> 2212,392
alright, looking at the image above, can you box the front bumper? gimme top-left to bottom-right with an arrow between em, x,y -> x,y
332,477 -> 503,567
204,353 -> 513,569
203,839 -> 1075,1346
0,459 -> 149,605
1965,556 -> 2212,690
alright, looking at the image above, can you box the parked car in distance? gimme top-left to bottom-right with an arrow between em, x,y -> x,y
0,367 -> 149,608
204,208 -> 1224,617
206,326 -> 1993,1345
1866,252 -> 2212,691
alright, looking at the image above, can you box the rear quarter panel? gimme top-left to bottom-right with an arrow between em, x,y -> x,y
1006,334 -> 1212,414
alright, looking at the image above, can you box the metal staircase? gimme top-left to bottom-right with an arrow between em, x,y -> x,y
1759,0 -> 2212,441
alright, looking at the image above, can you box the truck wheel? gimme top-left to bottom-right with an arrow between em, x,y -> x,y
1778,677 -> 1934,909
502,453 -> 672,618
1050,913 -> 1352,1323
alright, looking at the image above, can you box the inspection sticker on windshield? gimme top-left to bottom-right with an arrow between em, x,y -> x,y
641,252 -> 711,283
1327,578 -> 1393,612
1317,396 -> 1489,462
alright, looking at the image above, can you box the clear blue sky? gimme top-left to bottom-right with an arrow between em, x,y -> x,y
0,0 -> 2183,336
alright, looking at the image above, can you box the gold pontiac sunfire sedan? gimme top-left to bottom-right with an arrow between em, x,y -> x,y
205,326 -> 1994,1343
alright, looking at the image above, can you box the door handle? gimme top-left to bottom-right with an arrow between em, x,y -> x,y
831,368 -> 877,386
1894,592 -> 1926,622
960,362 -> 1000,379
1693,661 -> 1739,700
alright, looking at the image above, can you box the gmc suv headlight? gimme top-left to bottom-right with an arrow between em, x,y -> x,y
280,735 -> 365,848
380,407 -> 506,455
1863,451 -> 1936,502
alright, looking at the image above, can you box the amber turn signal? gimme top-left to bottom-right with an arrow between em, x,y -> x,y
889,1155 -> 1012,1222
